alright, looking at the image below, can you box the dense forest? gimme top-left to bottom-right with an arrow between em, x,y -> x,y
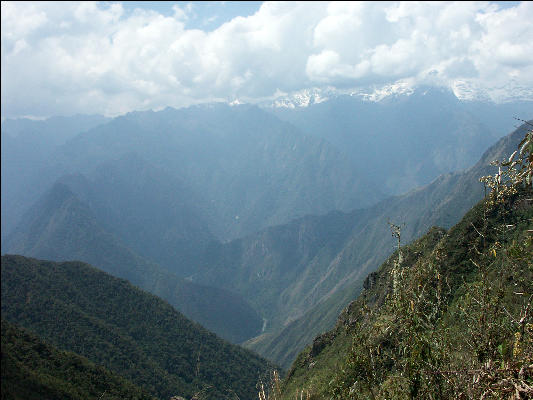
1,320 -> 154,400
1,255 -> 274,400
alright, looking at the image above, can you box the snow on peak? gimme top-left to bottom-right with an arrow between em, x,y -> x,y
360,81 -> 416,102
261,79 -> 532,109
452,80 -> 533,103
264,81 -> 417,108
229,98 -> 244,106
269,87 -> 333,109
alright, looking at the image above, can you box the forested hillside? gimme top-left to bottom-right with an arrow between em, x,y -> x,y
1,320 -> 154,400
2,182 -> 262,343
1,255 -> 274,400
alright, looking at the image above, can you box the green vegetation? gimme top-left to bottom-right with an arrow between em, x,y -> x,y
3,180 -> 263,344
280,128 -> 533,399
4,105 -> 530,367
244,279 -> 366,371
1,255 -> 275,400
1,320 -> 154,400
226,122 -> 532,368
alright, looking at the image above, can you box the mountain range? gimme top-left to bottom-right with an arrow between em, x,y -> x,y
2,182 -> 261,344
197,120 -> 532,368
270,87 -> 533,194
2,89 -> 531,370
2,104 -> 382,245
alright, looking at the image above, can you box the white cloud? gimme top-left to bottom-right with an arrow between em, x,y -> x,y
1,1 -> 533,118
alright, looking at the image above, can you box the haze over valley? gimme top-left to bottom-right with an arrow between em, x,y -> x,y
2,2 -> 532,399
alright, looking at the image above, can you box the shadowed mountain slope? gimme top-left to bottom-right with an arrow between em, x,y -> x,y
2,104 -> 383,246
269,87 -> 533,194
1,115 -> 110,240
55,154 -> 215,277
2,183 -> 262,343
1,255 -> 275,400
1,319 -> 155,400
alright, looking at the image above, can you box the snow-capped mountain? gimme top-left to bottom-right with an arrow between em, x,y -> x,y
261,79 -> 533,109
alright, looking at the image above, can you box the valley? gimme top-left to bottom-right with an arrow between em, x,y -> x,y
2,90 -> 532,399
3,3 -> 532,399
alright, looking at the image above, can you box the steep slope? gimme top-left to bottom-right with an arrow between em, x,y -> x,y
6,104 -> 382,243
281,180 -> 532,399
269,87 -> 533,194
1,115 -> 110,240
281,227 -> 448,397
2,183 -> 262,343
195,122 -> 531,368
243,278 -> 366,370
57,154 -> 215,277
196,210 -> 370,331
1,320 -> 154,400
1,255 -> 275,400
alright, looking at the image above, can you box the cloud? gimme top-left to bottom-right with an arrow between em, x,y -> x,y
1,1 -> 532,118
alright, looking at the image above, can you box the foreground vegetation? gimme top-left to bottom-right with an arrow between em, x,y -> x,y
280,127 -> 533,399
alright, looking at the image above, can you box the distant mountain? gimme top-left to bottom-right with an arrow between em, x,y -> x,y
1,115 -> 110,239
3,98 -> 531,373
1,319 -> 154,400
194,121 -> 531,369
2,183 -> 262,343
2,104 -> 383,244
3,97 -> 530,247
195,210 -> 365,333
268,87 -> 533,194
1,114 -> 110,144
1,255 -> 274,400
57,154 -> 215,277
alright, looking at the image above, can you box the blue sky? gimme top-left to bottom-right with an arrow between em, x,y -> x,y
2,1 -> 532,118
114,1 -> 263,30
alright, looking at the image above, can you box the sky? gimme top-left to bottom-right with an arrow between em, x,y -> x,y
1,1 -> 533,119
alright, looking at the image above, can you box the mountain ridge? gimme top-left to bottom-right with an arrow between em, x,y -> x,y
2,182 -> 262,344
1,254 -> 275,400
280,164 -> 532,399
226,121 -> 531,368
